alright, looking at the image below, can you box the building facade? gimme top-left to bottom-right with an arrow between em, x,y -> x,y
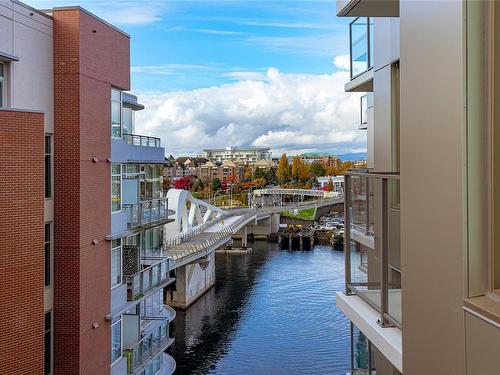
0,2 -> 175,375
197,160 -> 243,184
337,1 -> 500,374
202,146 -> 272,164
298,153 -> 342,168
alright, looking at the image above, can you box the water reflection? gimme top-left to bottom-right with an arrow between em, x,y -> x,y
171,241 -> 350,375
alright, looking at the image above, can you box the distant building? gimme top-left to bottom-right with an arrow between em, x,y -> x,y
164,155 -> 208,180
297,153 -> 342,168
202,146 -> 272,164
316,176 -> 344,192
197,160 -> 244,184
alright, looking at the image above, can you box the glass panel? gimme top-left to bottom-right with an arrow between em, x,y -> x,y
112,164 -> 122,212
351,17 -> 369,78
111,319 -> 121,363
369,18 -> 374,68
352,324 -> 369,374
0,81 -> 3,107
122,107 -> 134,135
387,179 -> 401,324
111,245 -> 121,287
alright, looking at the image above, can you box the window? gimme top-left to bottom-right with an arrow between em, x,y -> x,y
349,17 -> 373,79
44,311 -> 52,375
44,223 -> 52,287
111,164 -> 121,212
122,107 -> 134,136
111,317 -> 122,364
45,135 -> 52,198
111,88 -> 122,138
111,239 -> 122,288
0,63 -> 4,107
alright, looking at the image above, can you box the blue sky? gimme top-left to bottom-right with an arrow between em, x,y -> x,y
28,1 -> 365,157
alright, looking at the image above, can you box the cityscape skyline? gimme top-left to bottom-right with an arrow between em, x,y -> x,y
26,0 -> 367,157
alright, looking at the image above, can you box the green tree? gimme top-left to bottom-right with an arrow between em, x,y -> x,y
211,177 -> 221,192
309,162 -> 326,177
253,167 -> 266,180
277,153 -> 290,184
266,167 -> 277,184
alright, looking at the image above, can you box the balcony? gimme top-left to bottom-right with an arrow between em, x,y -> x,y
124,319 -> 174,374
123,198 -> 172,230
344,171 -> 401,328
123,133 -> 161,148
337,0 -> 399,17
346,17 -> 374,92
125,257 -> 172,301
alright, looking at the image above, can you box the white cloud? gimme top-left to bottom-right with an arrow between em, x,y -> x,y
333,54 -> 350,71
221,71 -> 268,81
135,66 -> 366,156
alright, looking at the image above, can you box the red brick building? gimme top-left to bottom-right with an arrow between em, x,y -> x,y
0,2 -> 175,375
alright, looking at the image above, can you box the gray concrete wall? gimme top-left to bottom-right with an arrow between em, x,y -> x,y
400,2 -> 466,374
166,252 -> 216,309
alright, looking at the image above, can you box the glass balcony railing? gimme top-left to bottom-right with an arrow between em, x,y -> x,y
123,133 -> 161,148
124,320 -> 173,373
125,257 -> 170,301
344,171 -> 401,328
350,17 -> 374,79
123,198 -> 169,229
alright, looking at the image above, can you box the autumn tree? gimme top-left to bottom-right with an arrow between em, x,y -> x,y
243,166 -> 253,181
327,178 -> 334,192
277,153 -> 290,184
291,156 -> 302,181
174,176 -> 192,190
298,162 -> 310,183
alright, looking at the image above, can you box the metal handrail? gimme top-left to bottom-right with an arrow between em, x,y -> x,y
123,198 -> 169,229
345,170 -> 400,179
125,258 -> 170,301
344,172 -> 401,329
123,133 -> 161,148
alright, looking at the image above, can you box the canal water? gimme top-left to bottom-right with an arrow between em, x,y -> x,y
170,241 -> 350,375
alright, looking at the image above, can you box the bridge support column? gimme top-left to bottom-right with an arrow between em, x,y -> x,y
165,252 -> 216,309
241,226 -> 248,248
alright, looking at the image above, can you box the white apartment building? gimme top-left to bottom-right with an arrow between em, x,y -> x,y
202,146 -> 272,164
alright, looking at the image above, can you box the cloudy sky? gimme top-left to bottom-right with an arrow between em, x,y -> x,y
27,0 -> 366,157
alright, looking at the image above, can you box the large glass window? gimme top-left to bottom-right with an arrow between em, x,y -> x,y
45,135 -> 52,198
122,107 -> 134,135
112,164 -> 121,212
111,239 -> 122,288
111,317 -> 122,364
111,88 -> 122,138
44,223 -> 52,287
44,311 -> 52,375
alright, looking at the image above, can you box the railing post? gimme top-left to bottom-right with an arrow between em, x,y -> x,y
380,177 -> 390,326
344,174 -> 352,295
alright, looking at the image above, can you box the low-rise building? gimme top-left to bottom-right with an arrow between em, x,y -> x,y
202,146 -> 272,164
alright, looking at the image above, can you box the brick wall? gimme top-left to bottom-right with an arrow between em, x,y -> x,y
53,8 -> 130,375
0,109 -> 44,374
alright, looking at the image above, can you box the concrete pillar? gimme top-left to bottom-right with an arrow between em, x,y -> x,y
288,235 -> 292,250
241,226 -> 248,248
299,236 -> 303,250
165,252 -> 216,309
